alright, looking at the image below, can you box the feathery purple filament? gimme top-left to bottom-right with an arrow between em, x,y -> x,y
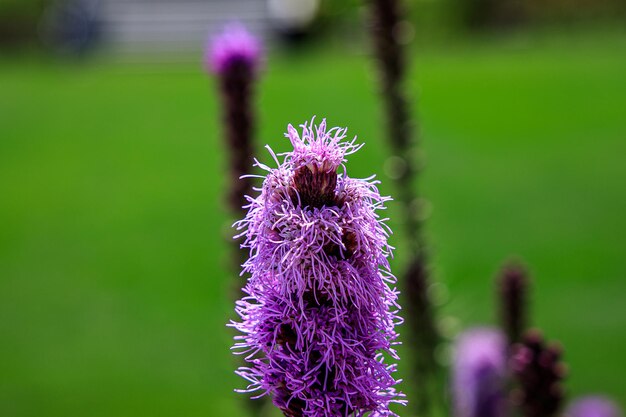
231,118 -> 404,417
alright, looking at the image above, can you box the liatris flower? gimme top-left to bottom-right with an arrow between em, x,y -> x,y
367,0 -> 440,414
232,118 -> 404,417
452,328 -> 508,417
511,329 -> 566,417
566,396 -> 623,417
206,22 -> 262,214
497,262 -> 529,348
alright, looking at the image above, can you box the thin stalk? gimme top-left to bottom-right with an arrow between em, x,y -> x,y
367,0 -> 443,415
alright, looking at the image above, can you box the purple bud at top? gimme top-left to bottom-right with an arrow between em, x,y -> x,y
231,118 -> 404,417
452,327 -> 508,417
511,329 -> 566,417
566,396 -> 623,417
206,22 -> 261,75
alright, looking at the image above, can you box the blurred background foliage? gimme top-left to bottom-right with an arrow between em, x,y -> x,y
1,0 -> 626,51
0,0 -> 46,47
1,1 -> 625,417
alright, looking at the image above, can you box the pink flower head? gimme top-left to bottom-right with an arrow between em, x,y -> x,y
231,118 -> 404,416
206,22 -> 262,74
453,327 -> 508,417
567,396 -> 622,417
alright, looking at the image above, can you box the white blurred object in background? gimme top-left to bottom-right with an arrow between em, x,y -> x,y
97,0 -> 271,57
267,0 -> 320,35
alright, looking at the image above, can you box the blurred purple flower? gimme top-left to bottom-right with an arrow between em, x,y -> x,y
206,22 -> 262,74
231,118 -> 404,417
567,396 -> 622,417
452,327 -> 508,417
208,23 -> 265,415
206,22 -> 262,216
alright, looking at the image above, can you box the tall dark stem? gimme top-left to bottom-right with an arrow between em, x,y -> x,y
217,59 -> 265,415
367,0 -> 441,414
219,60 -> 255,219
497,262 -> 529,349
218,59 -> 256,272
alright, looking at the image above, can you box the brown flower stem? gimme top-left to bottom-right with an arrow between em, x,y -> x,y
367,0 -> 442,415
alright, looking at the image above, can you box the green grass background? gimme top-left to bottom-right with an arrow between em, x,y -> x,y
1,29 -> 625,416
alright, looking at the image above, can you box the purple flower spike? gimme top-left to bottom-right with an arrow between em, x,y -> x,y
453,327 -> 508,417
567,396 -> 622,417
206,22 -> 261,74
231,118 -> 405,417
207,22 -> 262,216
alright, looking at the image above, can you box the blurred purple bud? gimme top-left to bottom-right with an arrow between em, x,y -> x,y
206,22 -> 262,74
453,327 -> 508,417
567,396 -> 623,417
511,329 -> 566,417
208,22 -> 263,215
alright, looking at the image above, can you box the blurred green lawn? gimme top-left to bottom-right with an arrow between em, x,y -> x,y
1,30 -> 625,416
